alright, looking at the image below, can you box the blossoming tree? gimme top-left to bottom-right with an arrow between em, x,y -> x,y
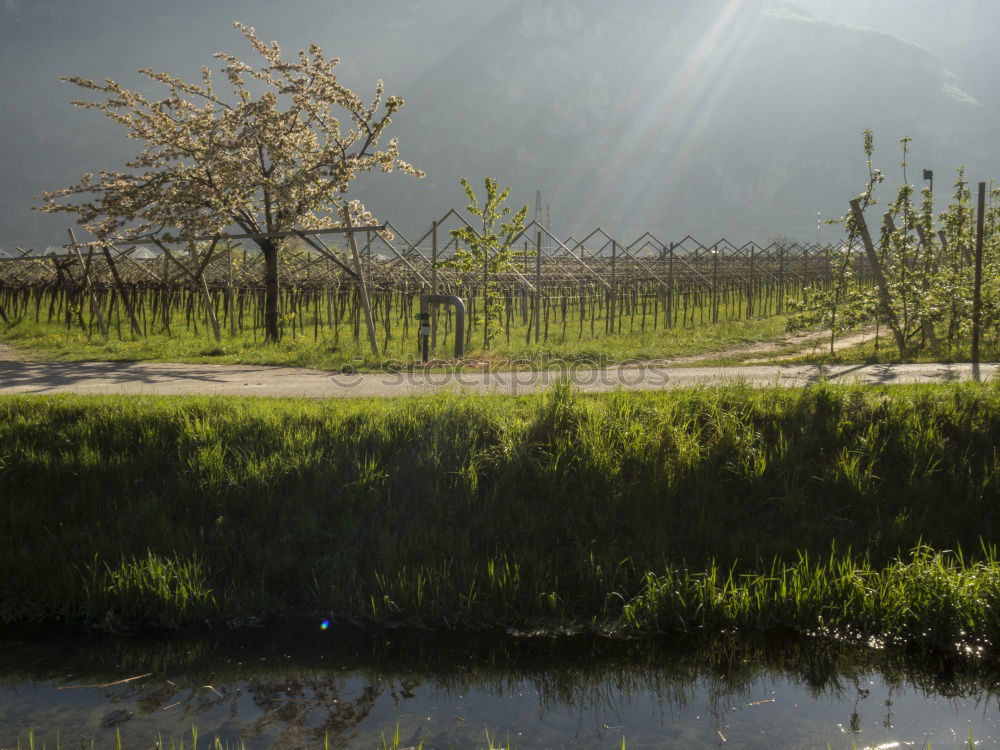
38,22 -> 423,343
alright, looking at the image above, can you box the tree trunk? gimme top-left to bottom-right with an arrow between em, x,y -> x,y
261,239 -> 281,343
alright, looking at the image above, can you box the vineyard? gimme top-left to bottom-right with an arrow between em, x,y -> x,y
0,211 -> 865,365
16,24 -> 983,370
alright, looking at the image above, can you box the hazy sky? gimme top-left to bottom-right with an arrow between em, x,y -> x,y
2,0 -> 997,248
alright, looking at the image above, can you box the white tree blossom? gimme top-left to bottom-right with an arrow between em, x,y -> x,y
38,22 -> 423,342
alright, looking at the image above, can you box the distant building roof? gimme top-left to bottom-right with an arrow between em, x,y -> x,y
129,245 -> 159,259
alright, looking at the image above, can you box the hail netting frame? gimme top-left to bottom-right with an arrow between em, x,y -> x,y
0,213 -> 872,354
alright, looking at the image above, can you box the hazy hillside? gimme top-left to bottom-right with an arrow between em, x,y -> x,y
791,0 -> 1000,105
1,0 -> 995,247
373,0 -> 990,239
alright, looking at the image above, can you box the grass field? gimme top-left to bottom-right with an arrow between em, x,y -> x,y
0,308 -> 794,369
3,383 -> 1000,648
784,334 -> 1000,367
5,299 -> 997,371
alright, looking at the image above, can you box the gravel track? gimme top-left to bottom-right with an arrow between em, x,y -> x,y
0,356 -> 993,398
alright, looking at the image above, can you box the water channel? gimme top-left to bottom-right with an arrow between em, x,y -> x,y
0,623 -> 997,749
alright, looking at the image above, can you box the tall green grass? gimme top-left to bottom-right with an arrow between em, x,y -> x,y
2,383 -> 1000,644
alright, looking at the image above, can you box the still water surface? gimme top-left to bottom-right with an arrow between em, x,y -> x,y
0,624 -> 997,749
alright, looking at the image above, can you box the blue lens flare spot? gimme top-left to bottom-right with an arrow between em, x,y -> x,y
320,619 -> 330,631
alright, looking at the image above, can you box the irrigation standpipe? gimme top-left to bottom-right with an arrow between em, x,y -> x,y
419,294 -> 466,362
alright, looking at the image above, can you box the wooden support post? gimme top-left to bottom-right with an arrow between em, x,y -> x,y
194,242 -> 222,342
667,242 -> 675,328
534,231 -> 542,344
228,242 -> 237,336
344,207 -> 380,357
153,239 -> 221,341
849,199 -> 908,357
431,220 -> 438,351
67,229 -> 108,340
483,233 -> 490,350
972,182 -> 986,380
711,247 -> 719,324
610,240 -> 618,334
200,273 -> 222,342
778,244 -> 785,314
101,245 -> 142,337
365,229 -> 372,279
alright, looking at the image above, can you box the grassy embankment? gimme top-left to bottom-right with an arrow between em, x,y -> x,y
2,384 -> 1000,648
0,302 -> 795,369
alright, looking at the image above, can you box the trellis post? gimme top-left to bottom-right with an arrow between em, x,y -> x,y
972,182 -> 986,380
483,233 -> 490,350
431,220 -> 438,351
609,239 -> 618,334
667,241 -> 675,328
344,208 -> 380,357
778,244 -> 785,314
227,241 -> 236,336
101,244 -> 142,337
711,245 -> 719,324
67,229 -> 109,340
534,231 -> 542,344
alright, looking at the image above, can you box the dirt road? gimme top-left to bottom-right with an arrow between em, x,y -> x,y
0,357 -> 993,399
